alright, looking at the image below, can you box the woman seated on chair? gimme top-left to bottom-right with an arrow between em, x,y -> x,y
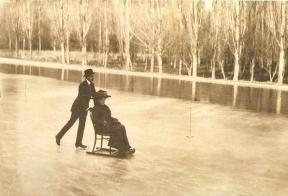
91,90 -> 135,156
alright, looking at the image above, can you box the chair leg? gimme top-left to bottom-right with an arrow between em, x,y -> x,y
108,136 -> 111,154
92,134 -> 97,152
100,135 -> 103,149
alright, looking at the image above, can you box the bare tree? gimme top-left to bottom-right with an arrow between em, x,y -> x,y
112,0 -> 132,70
112,0 -> 124,67
64,0 -> 71,64
131,1 -> 156,72
131,0 -> 173,74
11,0 -> 22,58
75,0 -> 93,65
23,0 -> 34,59
247,2 -> 277,82
168,0 -> 185,75
224,0 -> 247,81
124,0 -> 131,70
97,8 -> 103,65
53,0 -> 68,64
266,1 -> 287,84
37,0 -> 42,51
182,0 -> 203,77
155,0 -> 163,73
44,0 -> 56,52
102,0 -> 109,67
210,0 -> 225,80
3,1 -> 14,51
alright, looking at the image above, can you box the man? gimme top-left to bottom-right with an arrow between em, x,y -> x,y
55,69 -> 97,149
92,90 -> 135,156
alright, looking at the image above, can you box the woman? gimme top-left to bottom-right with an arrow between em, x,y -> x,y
91,90 -> 135,156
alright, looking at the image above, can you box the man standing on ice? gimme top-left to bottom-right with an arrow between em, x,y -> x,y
55,69 -> 97,149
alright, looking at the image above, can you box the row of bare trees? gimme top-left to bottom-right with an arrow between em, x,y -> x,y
1,0 -> 288,84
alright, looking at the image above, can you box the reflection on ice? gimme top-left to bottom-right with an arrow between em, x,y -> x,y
233,84 -> 238,107
1,63 -> 288,114
276,90 -> 282,115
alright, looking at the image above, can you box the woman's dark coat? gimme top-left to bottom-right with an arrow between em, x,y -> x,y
91,103 -> 131,151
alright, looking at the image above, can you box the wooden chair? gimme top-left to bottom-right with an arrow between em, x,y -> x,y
86,111 -> 117,157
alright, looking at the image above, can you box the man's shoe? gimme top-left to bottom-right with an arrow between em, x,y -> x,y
55,136 -> 61,146
130,148 -> 136,154
75,144 -> 87,149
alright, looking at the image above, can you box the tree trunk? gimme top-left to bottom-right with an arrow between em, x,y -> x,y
192,52 -> 197,78
233,1 -> 240,81
144,49 -> 148,71
29,38 -> 32,59
187,1 -> 199,78
27,0 -> 33,59
104,29 -> 109,68
8,36 -> 12,51
173,58 -> 177,69
81,41 -> 87,65
61,41 -> 65,64
156,0 -> 162,74
22,37 -> 26,51
150,52 -> 155,73
65,32 -> 70,64
157,51 -> 162,74
233,50 -> 240,81
15,37 -> 18,58
38,0 -> 42,51
53,39 -> 56,51
60,0 -> 65,64
211,61 -> 216,80
124,0 -> 131,71
278,43 -> 285,84
157,37 -> 162,74
278,3 -> 286,85
220,60 -> 226,79
98,21 -> 102,64
260,8 -> 264,69
250,59 -> 255,82
104,51 -> 108,68
187,64 -> 192,76
179,60 -> 182,75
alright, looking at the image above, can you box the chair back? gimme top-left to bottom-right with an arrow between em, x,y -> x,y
89,111 -> 100,134
89,111 -> 110,136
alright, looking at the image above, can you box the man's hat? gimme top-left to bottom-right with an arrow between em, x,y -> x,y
95,90 -> 111,99
84,69 -> 95,78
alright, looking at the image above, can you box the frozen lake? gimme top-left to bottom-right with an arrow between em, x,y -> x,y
1,62 -> 288,114
1,72 -> 288,196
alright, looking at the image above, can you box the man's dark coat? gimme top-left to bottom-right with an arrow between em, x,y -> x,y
71,80 -> 97,112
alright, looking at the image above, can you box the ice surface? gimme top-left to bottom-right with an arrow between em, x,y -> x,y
1,73 -> 288,196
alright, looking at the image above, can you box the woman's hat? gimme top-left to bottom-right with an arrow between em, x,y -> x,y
84,69 -> 95,78
95,90 -> 111,99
